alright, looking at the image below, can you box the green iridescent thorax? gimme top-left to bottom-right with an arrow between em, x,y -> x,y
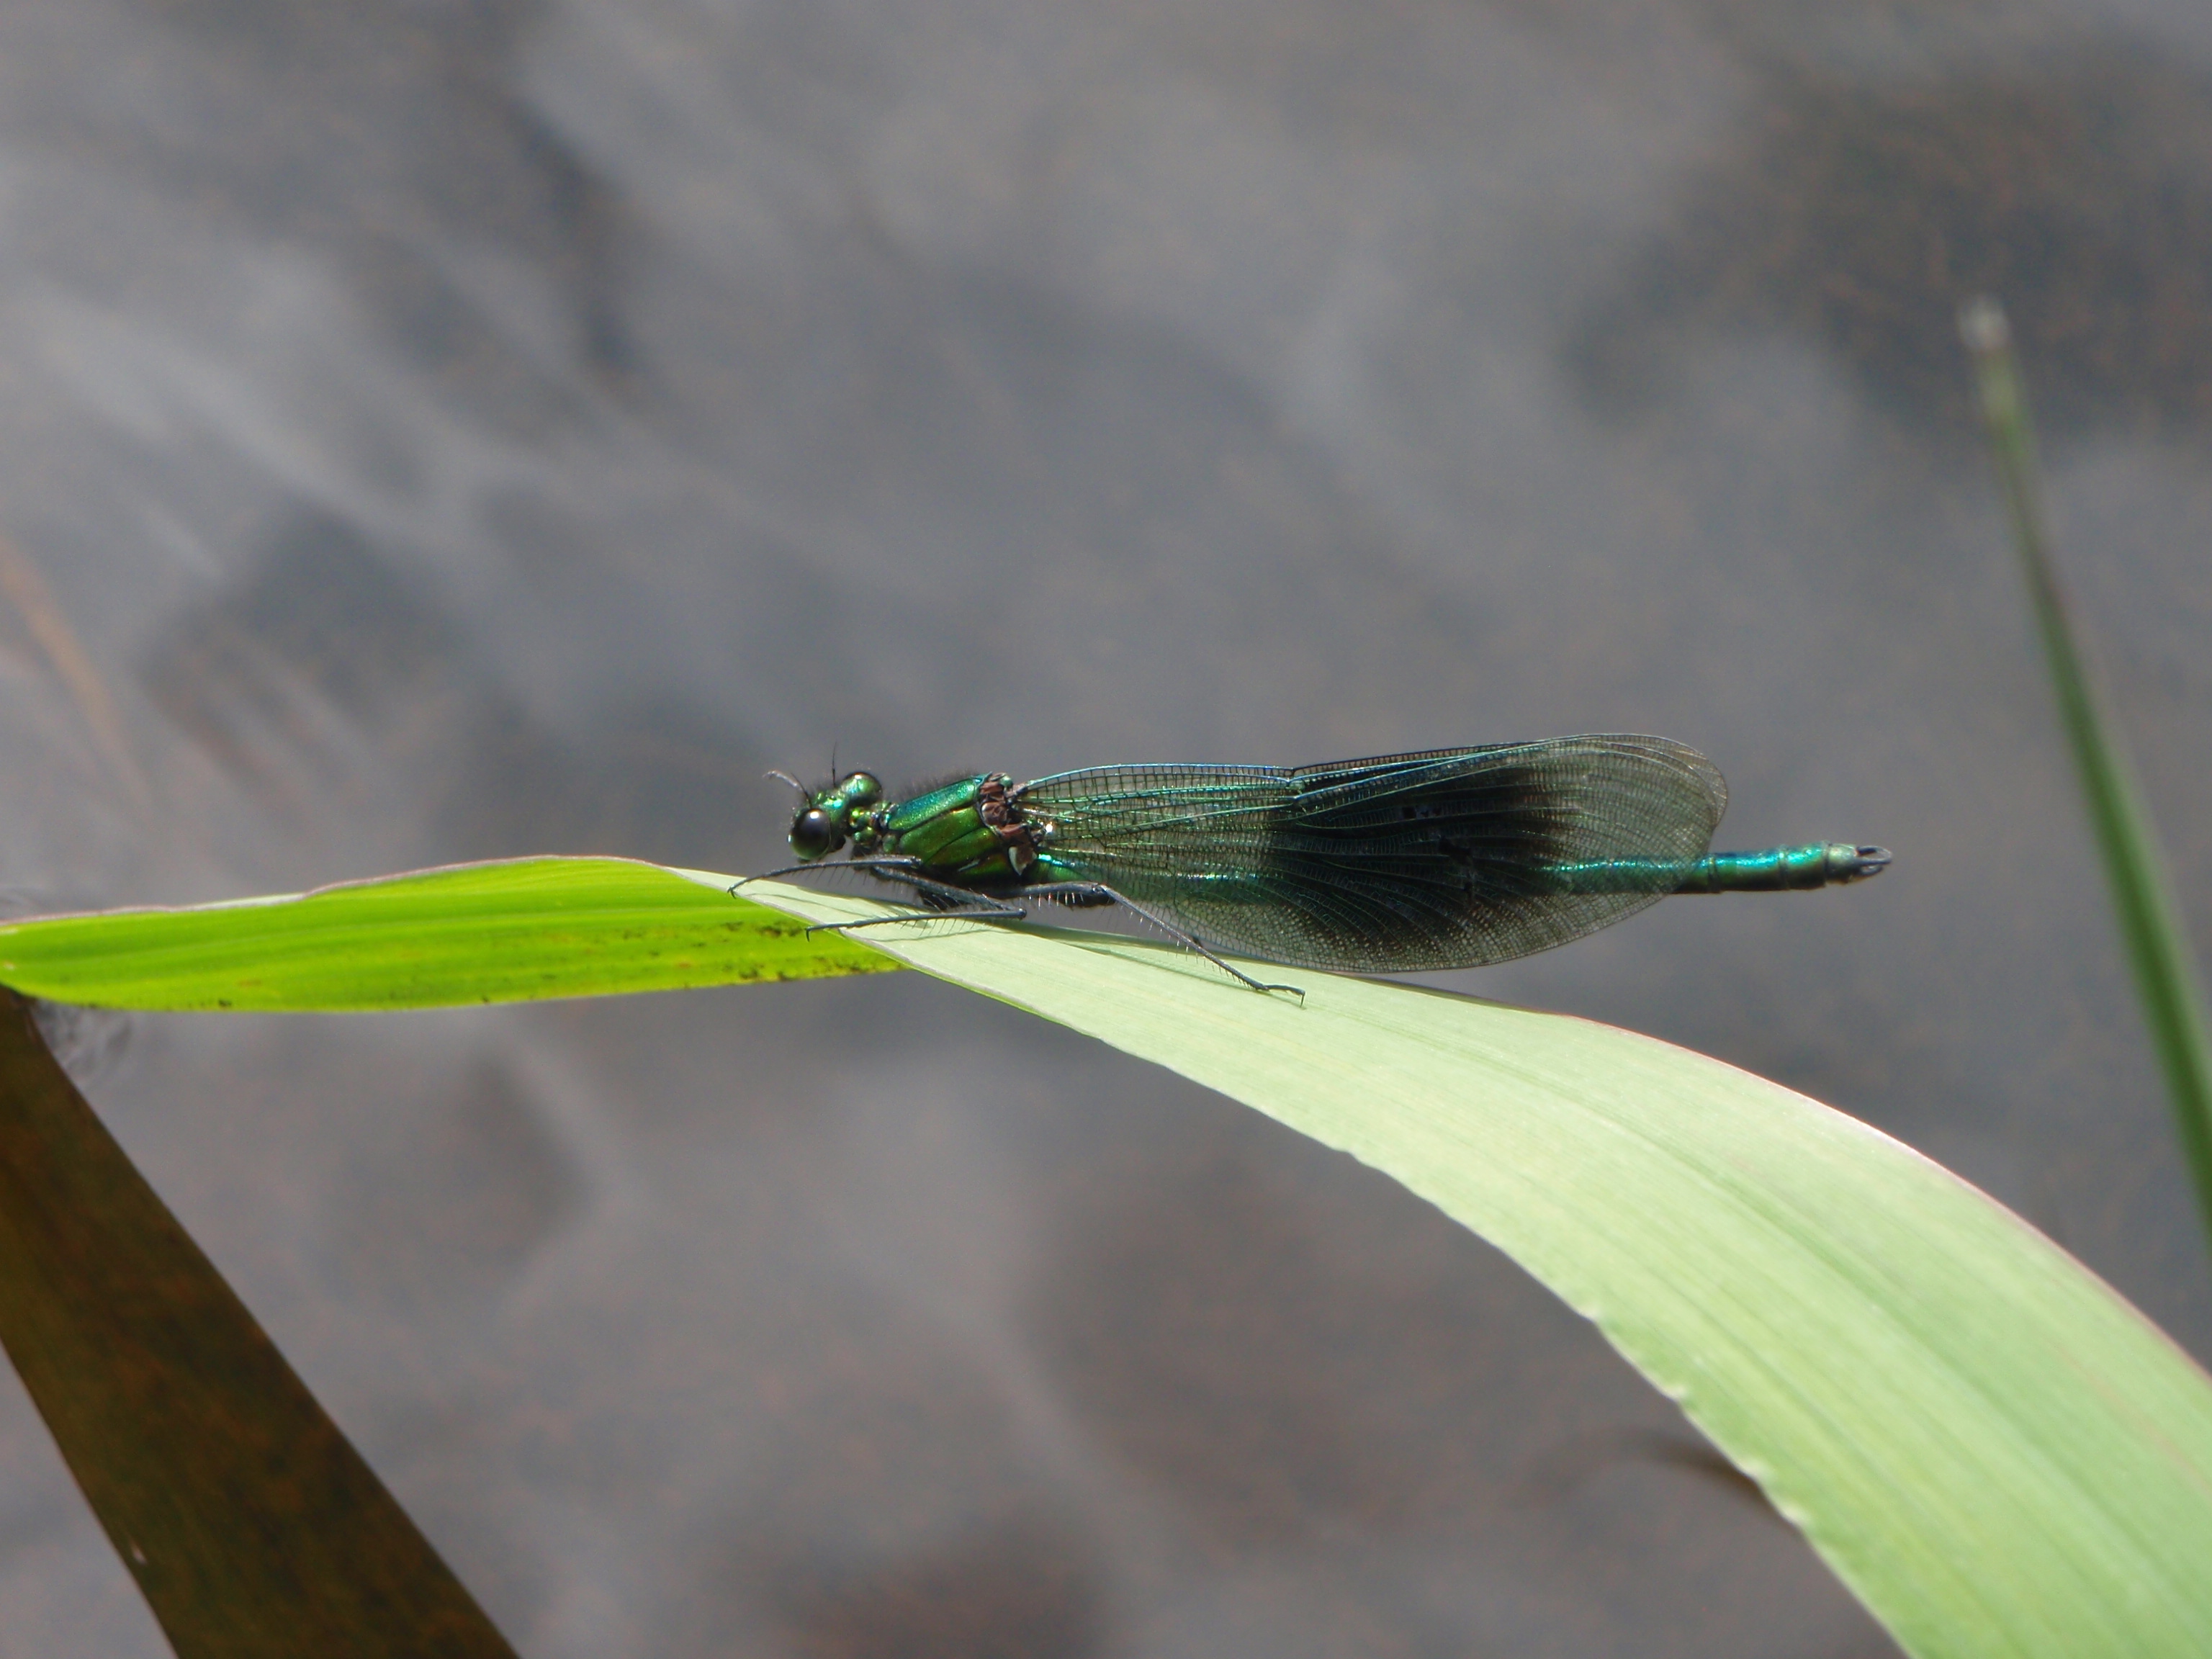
872,773 -> 1038,886
788,770 -> 1040,886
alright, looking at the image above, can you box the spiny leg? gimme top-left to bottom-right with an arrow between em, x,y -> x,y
732,863 -> 824,895
736,858 -> 945,904
1015,881 -> 1303,999
751,860 -> 1037,935
738,863 -> 1302,997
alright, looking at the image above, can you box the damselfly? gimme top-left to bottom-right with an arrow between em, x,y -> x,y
754,736 -> 1887,994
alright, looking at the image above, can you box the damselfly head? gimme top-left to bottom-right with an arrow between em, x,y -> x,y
788,805 -> 843,861
786,770 -> 883,862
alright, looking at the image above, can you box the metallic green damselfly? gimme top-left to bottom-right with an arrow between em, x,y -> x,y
755,736 -> 1887,994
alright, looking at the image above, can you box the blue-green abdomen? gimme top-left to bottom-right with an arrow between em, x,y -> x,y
1545,842 -> 1888,894
1674,843 -> 1887,892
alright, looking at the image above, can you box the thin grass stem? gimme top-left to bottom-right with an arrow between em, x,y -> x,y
1961,294 -> 2212,1266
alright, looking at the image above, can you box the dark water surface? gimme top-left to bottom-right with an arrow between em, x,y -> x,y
1,0 -> 2209,1652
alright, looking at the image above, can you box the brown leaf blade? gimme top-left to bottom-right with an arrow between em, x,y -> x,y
0,989 -> 518,1658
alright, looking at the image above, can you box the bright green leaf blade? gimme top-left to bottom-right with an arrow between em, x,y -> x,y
749,881 -> 2212,1659
0,857 -> 899,1010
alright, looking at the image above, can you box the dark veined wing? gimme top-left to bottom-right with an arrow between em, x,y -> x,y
1016,737 -> 1727,971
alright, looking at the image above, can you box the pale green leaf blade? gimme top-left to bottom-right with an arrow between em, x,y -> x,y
747,881 -> 2212,1659
0,857 -> 898,1010
6,859 -> 2208,1654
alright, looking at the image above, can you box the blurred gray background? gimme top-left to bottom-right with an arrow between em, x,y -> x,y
0,0 -> 2207,1653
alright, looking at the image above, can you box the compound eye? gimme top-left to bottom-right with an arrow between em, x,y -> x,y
789,806 -> 844,861
844,771 -> 882,806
